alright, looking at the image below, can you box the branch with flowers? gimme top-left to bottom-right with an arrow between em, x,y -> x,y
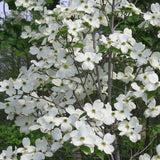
0,0 -> 160,159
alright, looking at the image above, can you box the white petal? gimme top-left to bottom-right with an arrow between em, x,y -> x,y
22,137 -> 30,147
104,133 -> 115,144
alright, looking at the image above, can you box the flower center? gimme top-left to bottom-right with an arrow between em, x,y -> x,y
101,142 -> 106,146
80,137 -> 85,141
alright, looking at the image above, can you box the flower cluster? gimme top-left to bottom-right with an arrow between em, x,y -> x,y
144,3 -> 160,27
0,0 -> 160,159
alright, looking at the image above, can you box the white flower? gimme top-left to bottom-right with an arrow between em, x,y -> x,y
16,99 -> 35,115
66,105 -> 84,118
56,57 -> 76,78
36,116 -> 56,132
118,117 -> 142,142
100,35 -> 113,48
124,2 -> 141,14
70,121 -> 95,148
97,133 -> 115,154
130,42 -> 151,66
102,103 -> 115,125
63,19 -> 84,37
158,31 -> 160,38
0,146 -> 18,160
117,66 -> 134,83
21,26 -> 32,39
149,52 -> 160,70
151,144 -> 160,160
82,13 -> 100,29
131,82 -> 146,98
51,128 -> 70,152
0,78 -> 16,96
17,137 -> 35,154
77,0 -> 96,14
144,98 -> 160,118
109,28 -> 135,54
35,138 -> 53,158
60,117 -> 73,132
114,101 -> 131,121
144,3 -> 160,27
116,94 -> 136,111
75,52 -> 102,70
139,153 -> 151,160
84,99 -> 104,120
15,115 -> 35,134
137,71 -> 160,91
15,0 -> 30,7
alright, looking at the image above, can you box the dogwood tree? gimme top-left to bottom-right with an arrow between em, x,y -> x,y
0,0 -> 160,159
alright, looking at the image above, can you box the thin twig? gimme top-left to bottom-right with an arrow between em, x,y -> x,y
108,51 -> 112,104
129,135 -> 157,160
92,32 -> 104,102
110,1 -> 121,159
96,66 -> 104,102
89,72 -> 104,102
73,89 -> 83,109
74,61 -> 93,104
111,0 -> 115,33
111,154 -> 115,160
128,67 -> 141,92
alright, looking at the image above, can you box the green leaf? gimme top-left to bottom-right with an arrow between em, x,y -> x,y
120,7 -> 135,14
45,0 -> 54,3
73,43 -> 83,49
15,49 -> 24,57
152,125 -> 160,136
83,22 -> 91,29
65,143 -> 75,153
79,112 -> 87,119
4,0 -> 16,10
145,91 -> 156,99
80,145 -> 91,155
66,155 -> 74,160
96,150 -> 105,160
142,37 -> 153,47
56,27 -> 68,39
127,15 -> 140,23
98,45 -> 107,53
110,46 -> 121,53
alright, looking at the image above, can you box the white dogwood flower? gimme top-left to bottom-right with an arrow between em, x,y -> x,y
75,52 -> 102,70
97,133 -> 115,154
130,42 -> 151,66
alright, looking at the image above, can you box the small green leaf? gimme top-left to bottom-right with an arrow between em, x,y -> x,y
83,22 -> 91,29
73,43 -> 83,49
45,0 -> 53,3
79,112 -> 87,119
98,45 -> 107,53
96,150 -> 105,160
15,49 -> 24,57
142,37 -> 153,47
65,143 -> 75,153
152,124 -> 160,136
127,15 -> 140,23
145,91 -> 156,99
56,27 -> 68,39
80,145 -> 91,155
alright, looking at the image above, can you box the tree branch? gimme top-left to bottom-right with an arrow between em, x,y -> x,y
129,135 -> 157,160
